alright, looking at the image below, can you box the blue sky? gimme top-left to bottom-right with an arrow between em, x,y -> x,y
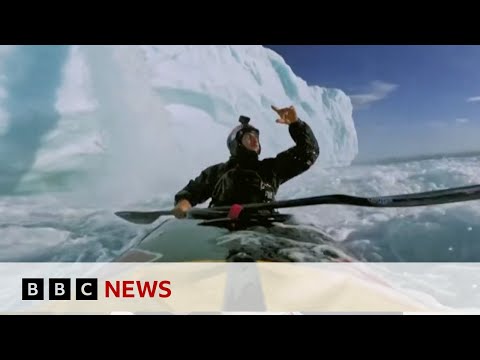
266,45 -> 480,160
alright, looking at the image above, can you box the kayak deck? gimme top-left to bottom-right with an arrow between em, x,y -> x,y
114,214 -> 355,263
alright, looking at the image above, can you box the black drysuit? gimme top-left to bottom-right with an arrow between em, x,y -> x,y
174,119 -> 319,209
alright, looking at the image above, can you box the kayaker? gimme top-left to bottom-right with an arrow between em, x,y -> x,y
172,105 -> 319,219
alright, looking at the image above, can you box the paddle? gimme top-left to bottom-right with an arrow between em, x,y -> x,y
115,184 -> 480,225
114,208 -> 228,224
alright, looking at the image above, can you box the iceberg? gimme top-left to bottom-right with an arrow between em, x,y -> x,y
0,45 -> 358,202
141,45 -> 358,167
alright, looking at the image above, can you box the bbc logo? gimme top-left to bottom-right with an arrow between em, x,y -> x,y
22,278 -> 98,300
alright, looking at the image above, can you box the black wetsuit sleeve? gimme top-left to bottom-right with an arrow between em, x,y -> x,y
273,119 -> 320,184
174,165 -> 219,207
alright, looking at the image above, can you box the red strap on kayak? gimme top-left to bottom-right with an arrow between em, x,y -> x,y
228,204 -> 244,220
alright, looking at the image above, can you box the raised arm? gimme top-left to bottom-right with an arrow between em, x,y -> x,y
270,105 -> 319,184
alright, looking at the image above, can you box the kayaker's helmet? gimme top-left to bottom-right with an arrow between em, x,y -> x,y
227,115 -> 261,156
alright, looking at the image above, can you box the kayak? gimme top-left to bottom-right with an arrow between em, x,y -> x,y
114,183 -> 480,263
114,213 -> 355,263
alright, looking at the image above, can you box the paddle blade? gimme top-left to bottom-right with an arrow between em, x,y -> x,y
114,210 -> 172,224
365,184 -> 480,207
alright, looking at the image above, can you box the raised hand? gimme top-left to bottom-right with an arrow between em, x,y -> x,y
271,105 -> 298,125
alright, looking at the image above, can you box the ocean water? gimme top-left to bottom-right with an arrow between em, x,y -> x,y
1,152 -> 479,263
2,45 -> 480,312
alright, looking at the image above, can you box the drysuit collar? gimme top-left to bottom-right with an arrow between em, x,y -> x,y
229,145 -> 259,168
